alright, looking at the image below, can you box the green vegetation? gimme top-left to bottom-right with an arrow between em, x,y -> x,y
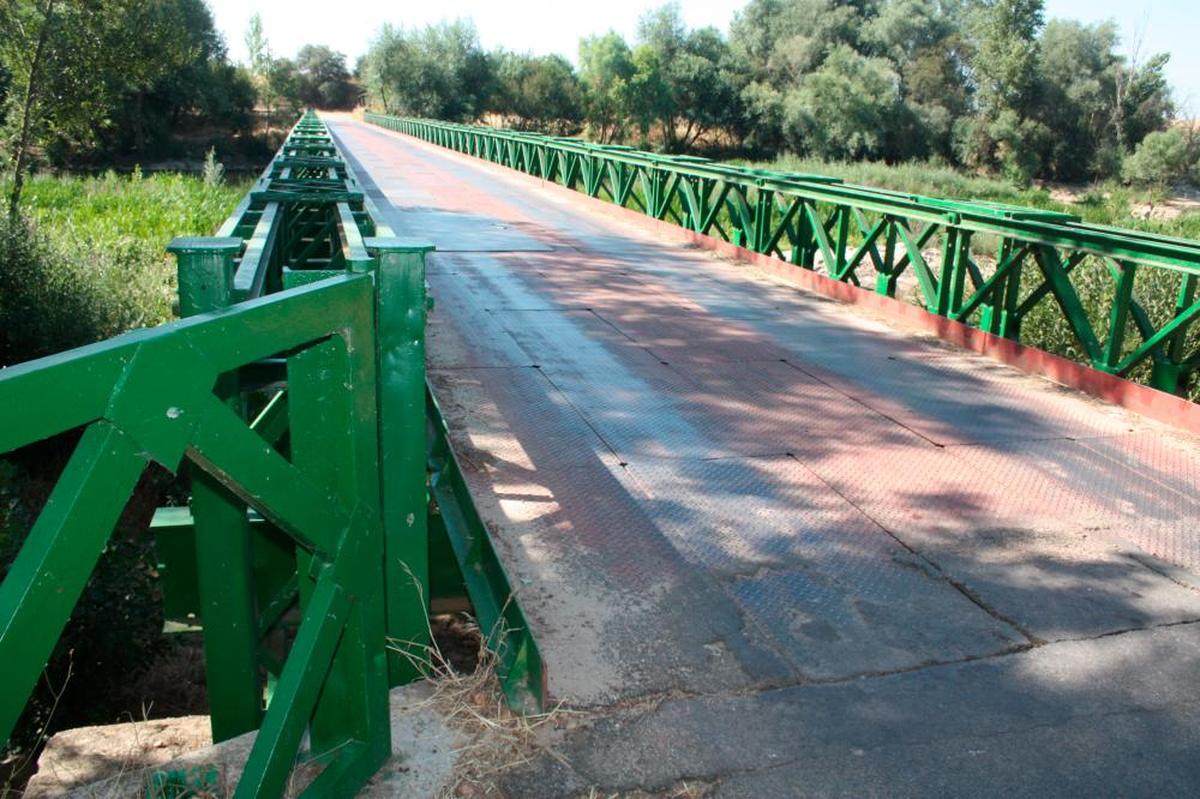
243,14 -> 358,134
0,171 -> 246,367
361,0 -> 1197,190
1123,128 -> 1200,191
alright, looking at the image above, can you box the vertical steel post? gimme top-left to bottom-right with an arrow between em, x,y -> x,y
364,237 -> 436,685
1152,273 -> 1198,393
999,244 -> 1024,340
795,202 -> 816,269
167,237 -> 262,742
832,206 -> 850,278
1102,260 -> 1138,371
981,239 -> 1011,335
753,188 -> 774,253
875,217 -> 899,296
934,228 -> 965,316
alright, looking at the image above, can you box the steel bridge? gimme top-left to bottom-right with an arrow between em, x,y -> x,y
3,110 -> 1200,796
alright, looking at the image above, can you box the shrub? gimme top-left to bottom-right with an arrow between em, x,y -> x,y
0,213 -> 174,367
1122,128 -> 1200,188
0,172 -> 246,367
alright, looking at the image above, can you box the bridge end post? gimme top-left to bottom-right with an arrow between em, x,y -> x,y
364,237 -> 437,686
167,236 -> 264,742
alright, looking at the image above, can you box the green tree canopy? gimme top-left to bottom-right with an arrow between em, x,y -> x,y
1,0 -> 219,213
354,0 -> 1185,186
634,3 -> 741,151
490,52 -> 582,134
579,32 -> 636,143
360,20 -> 491,121
296,45 -> 356,110
783,44 -> 903,160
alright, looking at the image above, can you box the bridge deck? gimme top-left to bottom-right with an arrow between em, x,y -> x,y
327,115 -> 1200,796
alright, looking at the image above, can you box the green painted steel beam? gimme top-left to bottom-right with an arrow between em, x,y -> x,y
426,388 -> 546,713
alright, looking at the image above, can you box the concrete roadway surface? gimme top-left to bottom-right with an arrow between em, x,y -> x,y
327,114 -> 1200,797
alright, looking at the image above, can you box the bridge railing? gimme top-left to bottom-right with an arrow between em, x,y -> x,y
0,273 -> 391,797
0,110 -> 541,797
366,112 -> 1200,399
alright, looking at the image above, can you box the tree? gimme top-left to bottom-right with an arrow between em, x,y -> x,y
1,0 -> 190,215
296,45 -> 356,109
360,20 -> 492,121
863,0 -> 971,160
360,25 -> 404,114
579,32 -> 636,143
94,0 -> 254,161
959,0 -> 1048,181
1114,51 -> 1173,154
728,0 -> 875,153
783,44 -> 902,160
116,2 -> 198,155
348,0 -> 1187,185
268,58 -> 302,117
491,52 -> 582,134
635,3 -> 741,151
730,0 -> 864,85
1036,20 -> 1122,179
244,12 -> 286,128
1123,127 -> 1199,190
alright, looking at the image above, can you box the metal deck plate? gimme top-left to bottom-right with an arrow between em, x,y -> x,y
328,116 -> 1200,796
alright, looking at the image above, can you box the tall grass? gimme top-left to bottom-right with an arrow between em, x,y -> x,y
0,171 -> 246,367
13,170 -> 244,243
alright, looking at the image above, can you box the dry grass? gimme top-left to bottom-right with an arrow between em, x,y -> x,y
18,587 -> 565,798
389,596 -> 571,798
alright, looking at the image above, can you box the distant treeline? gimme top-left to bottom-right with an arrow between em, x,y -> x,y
360,0 -> 1198,186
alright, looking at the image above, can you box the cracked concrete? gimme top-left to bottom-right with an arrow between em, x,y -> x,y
327,113 -> 1200,796
503,622 -> 1200,797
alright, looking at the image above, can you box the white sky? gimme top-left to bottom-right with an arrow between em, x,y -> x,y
206,0 -> 1200,113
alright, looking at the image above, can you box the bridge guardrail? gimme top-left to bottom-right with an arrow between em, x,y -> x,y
0,272 -> 390,797
366,112 -> 1200,399
0,111 -> 542,798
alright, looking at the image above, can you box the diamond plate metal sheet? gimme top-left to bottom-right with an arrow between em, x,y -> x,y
426,270 -> 531,368
614,456 -> 1025,677
334,114 -> 1200,709
430,369 -> 798,702
595,305 -> 795,364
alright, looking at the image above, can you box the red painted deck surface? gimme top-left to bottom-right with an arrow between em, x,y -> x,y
328,114 -> 1200,795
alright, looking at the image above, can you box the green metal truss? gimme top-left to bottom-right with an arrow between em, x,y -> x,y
366,112 -> 1200,398
0,111 -> 543,797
